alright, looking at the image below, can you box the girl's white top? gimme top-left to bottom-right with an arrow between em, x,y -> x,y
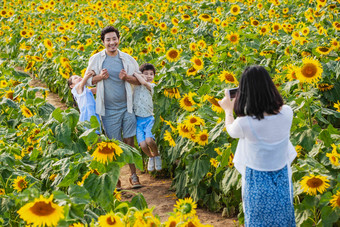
227,105 -> 297,176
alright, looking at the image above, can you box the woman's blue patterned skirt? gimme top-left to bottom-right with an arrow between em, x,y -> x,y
243,165 -> 296,227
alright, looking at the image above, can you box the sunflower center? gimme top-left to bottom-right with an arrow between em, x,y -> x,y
224,74 -> 235,82
183,97 -> 193,107
169,50 -> 178,59
190,118 -> 197,124
301,63 -> 317,78
319,47 -> 330,52
306,177 -> 323,188
202,15 -> 209,19
200,135 -> 208,141
194,59 -> 202,66
261,28 -> 266,33
253,21 -> 259,25
106,217 -> 116,225
274,25 -> 279,30
230,35 -> 237,42
336,196 -> 340,207
169,221 -> 177,227
30,201 -> 56,216
181,126 -> 190,133
98,146 -> 115,154
232,7 -> 238,12
18,180 -> 26,189
188,67 -> 196,73
182,203 -> 192,214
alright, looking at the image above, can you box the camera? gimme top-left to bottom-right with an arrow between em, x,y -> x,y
228,87 -> 239,99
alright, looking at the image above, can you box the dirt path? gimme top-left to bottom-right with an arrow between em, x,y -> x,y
29,77 -> 236,227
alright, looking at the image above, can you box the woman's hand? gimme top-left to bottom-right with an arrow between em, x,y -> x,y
218,89 -> 236,114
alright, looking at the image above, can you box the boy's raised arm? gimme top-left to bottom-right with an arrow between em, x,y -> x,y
133,72 -> 152,91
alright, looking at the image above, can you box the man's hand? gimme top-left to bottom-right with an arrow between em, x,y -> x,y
99,69 -> 109,80
119,69 -> 128,81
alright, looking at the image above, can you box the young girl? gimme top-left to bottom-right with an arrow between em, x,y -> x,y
219,65 -> 296,226
68,70 -> 101,129
132,63 -> 162,172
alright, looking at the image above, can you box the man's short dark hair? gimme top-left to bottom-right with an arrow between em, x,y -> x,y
139,63 -> 156,75
100,26 -> 120,41
234,65 -> 284,120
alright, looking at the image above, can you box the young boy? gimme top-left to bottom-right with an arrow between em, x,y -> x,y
133,63 -> 162,171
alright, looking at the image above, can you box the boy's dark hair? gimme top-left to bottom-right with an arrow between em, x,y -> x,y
234,65 -> 283,120
100,26 -> 120,41
139,63 -> 156,75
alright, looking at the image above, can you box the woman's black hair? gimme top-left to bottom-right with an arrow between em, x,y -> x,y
234,65 -> 283,120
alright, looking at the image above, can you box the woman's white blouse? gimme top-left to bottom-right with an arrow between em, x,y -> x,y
227,105 -> 297,176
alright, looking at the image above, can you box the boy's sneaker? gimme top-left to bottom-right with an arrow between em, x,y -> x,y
129,173 -> 142,189
154,156 -> 162,171
147,157 -> 155,171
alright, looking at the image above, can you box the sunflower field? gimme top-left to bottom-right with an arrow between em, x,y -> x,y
1,0 -> 340,226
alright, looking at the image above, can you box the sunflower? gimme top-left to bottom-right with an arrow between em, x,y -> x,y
164,130 -> 176,147
286,64 -> 299,81
197,40 -> 206,49
43,39 -> 53,50
198,14 -> 211,22
333,22 -> 340,31
174,197 -> 197,217
301,27 -> 310,36
189,43 -> 197,51
164,88 -> 180,99
296,57 -> 323,84
259,25 -> 270,35
318,83 -> 334,91
326,152 -> 339,166
179,93 -> 197,112
295,145 -> 303,157
186,66 -> 197,76
71,223 -> 84,227
177,123 -> 195,139
171,17 -> 179,26
270,40 -> 280,45
316,46 -> 332,55
230,4 -> 240,15
166,48 -> 180,62
334,101 -> 340,112
272,23 -> 281,32
0,80 -> 7,88
21,105 -> 34,118
91,141 -> 123,164
46,50 -> 53,59
226,32 -> 239,44
219,70 -> 238,84
300,174 -> 330,195
0,188 -> 5,195
330,191 -> 340,208
164,216 -> 179,227
210,158 -> 219,168
170,27 -> 178,34
159,22 -> 167,31
330,38 -> 339,49
190,56 -> 204,70
17,195 -> 64,226
251,19 -> 260,26
98,211 -> 123,227
181,14 -> 190,21
185,115 -> 205,127
196,130 -> 209,146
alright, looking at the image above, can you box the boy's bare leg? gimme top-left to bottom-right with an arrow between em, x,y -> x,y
139,141 -> 154,157
145,138 -> 159,156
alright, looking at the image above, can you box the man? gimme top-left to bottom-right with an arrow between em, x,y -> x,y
85,26 -> 142,188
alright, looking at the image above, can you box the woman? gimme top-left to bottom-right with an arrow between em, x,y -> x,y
218,65 -> 296,226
